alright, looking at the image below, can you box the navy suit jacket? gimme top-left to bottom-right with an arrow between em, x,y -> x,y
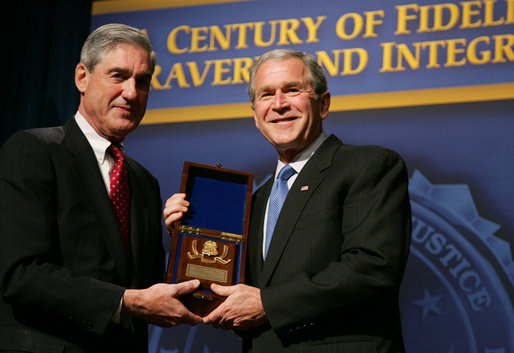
244,135 -> 412,353
0,118 -> 164,353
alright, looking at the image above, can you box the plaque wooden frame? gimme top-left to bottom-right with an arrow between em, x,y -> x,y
166,161 -> 253,316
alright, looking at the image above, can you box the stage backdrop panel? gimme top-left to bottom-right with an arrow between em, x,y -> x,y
92,1 -> 514,352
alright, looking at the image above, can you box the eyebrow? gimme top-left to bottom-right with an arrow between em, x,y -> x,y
107,67 -> 152,80
258,80 -> 306,93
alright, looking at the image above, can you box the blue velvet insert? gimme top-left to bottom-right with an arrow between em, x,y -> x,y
182,175 -> 248,234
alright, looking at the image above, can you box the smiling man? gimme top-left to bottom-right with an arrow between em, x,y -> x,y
0,24 -> 201,353
199,49 -> 413,353
250,53 -> 330,164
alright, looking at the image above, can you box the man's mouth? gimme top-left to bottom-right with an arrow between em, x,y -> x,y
270,116 -> 298,123
114,106 -> 132,114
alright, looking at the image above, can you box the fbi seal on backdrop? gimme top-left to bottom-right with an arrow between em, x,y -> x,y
400,170 -> 514,353
148,170 -> 514,353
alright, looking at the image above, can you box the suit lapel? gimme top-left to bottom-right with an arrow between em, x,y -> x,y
259,135 -> 342,286
126,158 -> 148,283
63,119 -> 130,283
248,178 -> 273,283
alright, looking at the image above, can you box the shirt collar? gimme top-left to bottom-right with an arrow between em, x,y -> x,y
74,112 -> 117,165
274,132 -> 327,178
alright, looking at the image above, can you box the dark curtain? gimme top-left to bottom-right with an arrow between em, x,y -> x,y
3,0 -> 93,145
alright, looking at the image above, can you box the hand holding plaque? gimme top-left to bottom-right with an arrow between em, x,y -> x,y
165,162 -> 253,316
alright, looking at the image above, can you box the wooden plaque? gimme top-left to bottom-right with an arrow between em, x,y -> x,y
166,162 -> 253,316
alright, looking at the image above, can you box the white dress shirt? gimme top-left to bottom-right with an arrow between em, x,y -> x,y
262,132 -> 328,258
74,112 -> 123,323
74,112 -> 120,194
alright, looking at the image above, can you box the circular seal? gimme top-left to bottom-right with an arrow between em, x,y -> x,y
148,170 -> 514,353
401,170 -> 514,353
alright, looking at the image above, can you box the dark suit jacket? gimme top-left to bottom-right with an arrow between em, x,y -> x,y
0,118 -> 165,353
244,135 -> 411,353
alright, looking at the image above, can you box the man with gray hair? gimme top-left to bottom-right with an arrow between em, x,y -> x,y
0,23 -> 201,353
198,49 -> 412,352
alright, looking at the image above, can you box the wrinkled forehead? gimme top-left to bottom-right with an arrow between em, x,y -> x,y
96,43 -> 152,70
255,58 -> 310,88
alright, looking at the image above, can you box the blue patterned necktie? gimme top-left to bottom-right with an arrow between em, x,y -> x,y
265,164 -> 296,259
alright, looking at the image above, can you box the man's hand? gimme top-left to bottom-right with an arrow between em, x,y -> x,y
163,193 -> 189,234
122,280 -> 202,327
203,284 -> 267,331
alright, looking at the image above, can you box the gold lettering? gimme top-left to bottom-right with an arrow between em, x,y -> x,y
336,13 -> 364,39
483,0 -> 505,25
381,35 -> 513,72
316,49 -> 368,76
467,36 -> 492,64
507,0 -> 514,23
232,23 -> 254,49
277,19 -> 302,45
232,57 -> 253,83
164,62 -> 191,88
190,27 -> 209,52
380,41 -> 425,72
418,6 -> 432,32
342,48 -> 368,75
396,1 -> 512,34
301,16 -> 326,43
211,59 -> 233,85
492,34 -> 514,62
380,42 -> 396,72
363,10 -> 384,38
421,40 -> 447,68
395,4 -> 419,34
461,1 -> 483,28
397,42 -> 422,70
151,65 -> 166,89
186,61 -> 212,87
162,17 -> 324,53
433,3 -> 460,30
445,38 -> 468,66
254,21 -> 277,47
317,50 -> 341,77
208,25 -> 231,51
167,25 -> 189,54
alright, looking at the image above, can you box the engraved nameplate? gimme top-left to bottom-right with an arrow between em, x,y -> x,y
186,263 -> 228,283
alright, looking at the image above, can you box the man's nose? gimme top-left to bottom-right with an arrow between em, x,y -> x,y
122,78 -> 137,100
271,90 -> 289,110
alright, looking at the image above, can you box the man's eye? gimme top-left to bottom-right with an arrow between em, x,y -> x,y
285,88 -> 301,97
137,79 -> 151,90
111,73 -> 124,80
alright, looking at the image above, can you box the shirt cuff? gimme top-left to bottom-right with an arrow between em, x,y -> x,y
111,296 -> 123,324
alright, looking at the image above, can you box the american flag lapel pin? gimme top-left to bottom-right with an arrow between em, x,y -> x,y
301,185 -> 309,191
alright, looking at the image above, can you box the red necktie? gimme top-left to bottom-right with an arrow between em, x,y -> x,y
108,144 -> 130,255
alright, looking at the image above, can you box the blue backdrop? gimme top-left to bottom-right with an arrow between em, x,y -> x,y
92,1 -> 514,352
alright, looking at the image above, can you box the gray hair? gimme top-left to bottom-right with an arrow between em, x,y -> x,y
247,49 -> 328,105
80,23 -> 157,72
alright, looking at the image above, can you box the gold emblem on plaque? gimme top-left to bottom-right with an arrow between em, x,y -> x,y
188,240 -> 231,264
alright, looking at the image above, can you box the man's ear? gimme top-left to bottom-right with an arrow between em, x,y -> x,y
75,63 -> 88,93
251,104 -> 260,129
319,91 -> 331,120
